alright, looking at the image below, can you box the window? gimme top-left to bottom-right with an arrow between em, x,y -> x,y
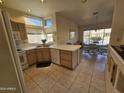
83,28 -> 111,45
44,18 -> 53,27
46,34 -> 53,43
70,32 -> 76,40
25,17 -> 54,44
24,17 -> 42,26
27,28 -> 44,44
27,29 -> 53,44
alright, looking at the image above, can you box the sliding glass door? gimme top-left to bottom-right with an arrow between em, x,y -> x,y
83,28 -> 111,45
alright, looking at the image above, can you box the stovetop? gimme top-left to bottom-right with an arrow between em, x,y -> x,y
112,45 -> 124,59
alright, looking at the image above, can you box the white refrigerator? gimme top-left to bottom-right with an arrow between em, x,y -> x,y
0,8 -> 27,93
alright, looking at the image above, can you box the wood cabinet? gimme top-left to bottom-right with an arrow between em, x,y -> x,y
107,52 -> 118,86
60,50 -> 72,69
50,49 -> 60,64
36,48 -> 51,62
60,50 -> 78,69
18,23 -> 27,40
10,21 -> 27,40
26,49 -> 37,65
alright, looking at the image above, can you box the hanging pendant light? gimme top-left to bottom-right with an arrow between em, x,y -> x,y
93,11 -> 99,32
40,0 -> 45,3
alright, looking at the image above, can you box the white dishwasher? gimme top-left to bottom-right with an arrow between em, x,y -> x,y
50,49 -> 60,64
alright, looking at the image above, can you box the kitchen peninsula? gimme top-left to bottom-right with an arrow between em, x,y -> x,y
22,44 -> 81,69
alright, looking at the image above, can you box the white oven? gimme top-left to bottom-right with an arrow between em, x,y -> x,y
18,50 -> 28,70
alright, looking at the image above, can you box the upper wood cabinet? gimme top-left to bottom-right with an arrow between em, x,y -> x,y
36,48 -> 51,62
10,20 -> 27,40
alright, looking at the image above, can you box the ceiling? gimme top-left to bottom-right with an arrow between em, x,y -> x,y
3,0 -> 114,26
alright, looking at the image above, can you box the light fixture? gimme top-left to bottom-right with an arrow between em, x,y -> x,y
27,8 -> 31,12
93,11 -> 99,31
40,0 -> 45,3
81,0 -> 87,4
0,0 -> 3,4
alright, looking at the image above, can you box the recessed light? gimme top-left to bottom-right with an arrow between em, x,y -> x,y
27,9 -> 31,12
81,0 -> 87,3
40,0 -> 45,3
0,0 -> 3,4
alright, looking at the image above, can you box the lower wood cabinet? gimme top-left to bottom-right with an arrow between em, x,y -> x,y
107,53 -> 118,86
60,50 -> 78,69
60,50 -> 72,69
26,49 -> 37,65
36,48 -> 51,62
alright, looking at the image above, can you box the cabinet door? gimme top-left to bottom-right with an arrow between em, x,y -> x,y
36,49 -> 44,62
10,21 -> 19,31
50,49 -> 60,64
36,48 -> 51,62
42,48 -> 51,61
60,50 -> 72,68
18,23 -> 27,40
26,49 -> 37,65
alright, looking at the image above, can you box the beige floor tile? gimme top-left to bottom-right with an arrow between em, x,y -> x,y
31,73 -> 49,84
79,68 -> 93,76
89,85 -> 106,93
23,72 -> 31,81
38,77 -> 56,93
92,72 -> 105,81
76,72 -> 92,84
57,75 -> 74,89
23,53 -> 107,93
29,86 -> 44,93
25,79 -> 37,91
91,78 -> 106,92
37,67 -> 51,75
70,80 -> 89,93
48,83 -> 69,93
24,66 -> 40,77
48,72 -> 61,81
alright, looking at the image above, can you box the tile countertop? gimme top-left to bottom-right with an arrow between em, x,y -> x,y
21,44 -> 81,52
109,46 -> 124,75
49,45 -> 81,51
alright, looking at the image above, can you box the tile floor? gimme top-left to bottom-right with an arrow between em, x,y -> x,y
23,53 -> 107,93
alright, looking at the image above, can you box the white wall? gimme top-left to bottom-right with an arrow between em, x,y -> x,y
56,13 -> 78,44
110,0 -> 124,45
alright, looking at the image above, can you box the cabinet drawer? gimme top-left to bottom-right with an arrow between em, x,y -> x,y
60,50 -> 72,55
61,59 -> 72,68
60,53 -> 72,61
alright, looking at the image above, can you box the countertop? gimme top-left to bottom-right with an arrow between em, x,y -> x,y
21,44 -> 81,52
109,46 -> 124,75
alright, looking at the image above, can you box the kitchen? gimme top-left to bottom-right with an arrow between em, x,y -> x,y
0,0 -> 124,93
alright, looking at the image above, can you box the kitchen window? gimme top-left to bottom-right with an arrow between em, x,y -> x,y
70,31 -> 76,40
25,17 -> 53,44
83,28 -> 111,45
24,17 -> 42,26
27,28 -> 53,44
46,34 -> 53,43
27,28 -> 44,44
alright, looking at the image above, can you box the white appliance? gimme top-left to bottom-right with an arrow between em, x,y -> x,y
0,8 -> 27,93
50,49 -> 60,64
13,31 -> 28,70
18,50 -> 28,70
